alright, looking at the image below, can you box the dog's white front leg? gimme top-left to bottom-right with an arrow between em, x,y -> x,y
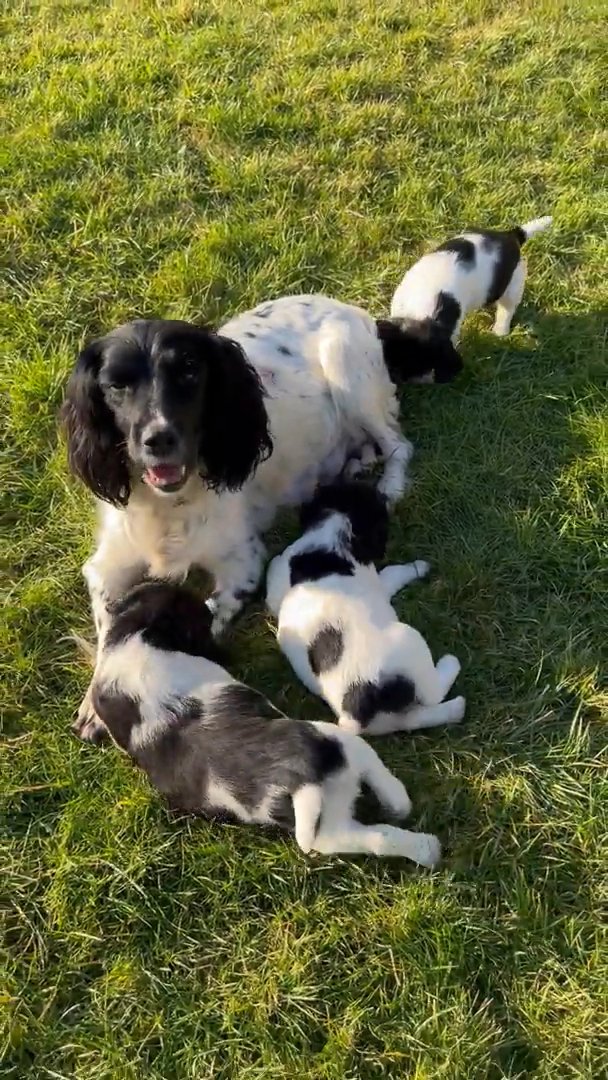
206,532 -> 267,637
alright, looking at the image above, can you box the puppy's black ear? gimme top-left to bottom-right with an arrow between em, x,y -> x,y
61,340 -> 130,505
199,333 -> 273,491
376,318 -> 463,384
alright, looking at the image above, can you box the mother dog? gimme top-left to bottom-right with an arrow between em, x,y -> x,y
63,294 -> 461,739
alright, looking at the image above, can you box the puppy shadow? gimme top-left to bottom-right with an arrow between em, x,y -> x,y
454,304 -> 606,378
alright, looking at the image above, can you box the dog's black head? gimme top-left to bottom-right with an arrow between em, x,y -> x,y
300,481 -> 389,564
376,317 -> 463,385
105,580 -> 224,661
61,320 -> 273,505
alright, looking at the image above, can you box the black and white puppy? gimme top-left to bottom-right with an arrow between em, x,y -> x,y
266,482 -> 465,736
90,581 -> 442,865
387,214 -> 553,359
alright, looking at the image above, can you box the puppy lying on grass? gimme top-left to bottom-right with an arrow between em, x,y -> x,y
266,481 -> 465,736
88,581 -> 441,866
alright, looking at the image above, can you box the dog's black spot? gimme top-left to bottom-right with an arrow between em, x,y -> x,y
479,230 -> 522,304
254,304 -> 273,318
105,581 -> 223,662
342,675 -> 416,728
432,291 -> 461,337
244,331 -> 256,338
290,549 -> 354,586
310,733 -> 346,780
277,345 -> 292,356
308,625 -> 344,675
91,686 -> 142,750
435,237 -> 476,265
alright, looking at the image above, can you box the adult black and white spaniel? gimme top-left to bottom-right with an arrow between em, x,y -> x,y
91,581 -> 442,866
62,295 -> 460,741
390,215 -> 552,346
266,482 -> 465,735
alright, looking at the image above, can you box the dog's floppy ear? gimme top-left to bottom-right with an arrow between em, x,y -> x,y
61,339 -> 131,505
199,332 -> 273,491
376,318 -> 463,384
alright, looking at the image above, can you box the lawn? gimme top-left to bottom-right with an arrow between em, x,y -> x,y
2,0 -> 607,1076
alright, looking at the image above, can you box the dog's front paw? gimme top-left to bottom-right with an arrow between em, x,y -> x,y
72,687 -> 108,744
413,560 -> 431,579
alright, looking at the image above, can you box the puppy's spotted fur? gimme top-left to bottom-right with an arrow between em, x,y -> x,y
388,214 -> 552,359
267,481 -> 465,736
90,581 -> 442,866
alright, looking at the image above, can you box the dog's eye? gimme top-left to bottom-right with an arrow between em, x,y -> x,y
107,375 -> 135,391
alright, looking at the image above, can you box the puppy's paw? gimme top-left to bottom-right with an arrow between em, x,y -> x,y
436,654 -> 461,688
413,560 -> 431,579
444,695 -> 466,723
412,832 -> 442,869
492,320 -> 512,337
383,778 -> 412,819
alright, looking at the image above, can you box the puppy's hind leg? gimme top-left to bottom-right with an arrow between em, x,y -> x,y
313,818 -> 441,866
493,259 -> 526,336
397,696 -> 466,732
378,561 -> 430,599
292,783 -> 324,853
434,654 -> 462,697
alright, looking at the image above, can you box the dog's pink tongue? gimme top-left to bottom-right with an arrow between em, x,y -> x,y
146,465 -> 183,485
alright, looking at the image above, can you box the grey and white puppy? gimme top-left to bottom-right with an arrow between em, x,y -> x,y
89,581 -> 441,866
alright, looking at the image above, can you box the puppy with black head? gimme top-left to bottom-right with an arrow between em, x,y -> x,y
266,481 -> 465,736
90,580 -> 442,866
382,214 -> 552,381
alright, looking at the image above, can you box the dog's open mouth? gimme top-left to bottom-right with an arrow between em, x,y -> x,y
143,464 -> 187,492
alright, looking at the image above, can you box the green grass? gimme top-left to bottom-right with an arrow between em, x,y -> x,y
2,0 -> 607,1076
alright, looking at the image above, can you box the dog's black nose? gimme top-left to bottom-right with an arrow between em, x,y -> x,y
143,424 -> 178,455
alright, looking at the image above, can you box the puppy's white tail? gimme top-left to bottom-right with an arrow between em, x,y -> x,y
516,215 -> 553,244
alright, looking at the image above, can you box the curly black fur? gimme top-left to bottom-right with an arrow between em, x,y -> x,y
199,331 -> 273,491
61,341 -> 131,505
